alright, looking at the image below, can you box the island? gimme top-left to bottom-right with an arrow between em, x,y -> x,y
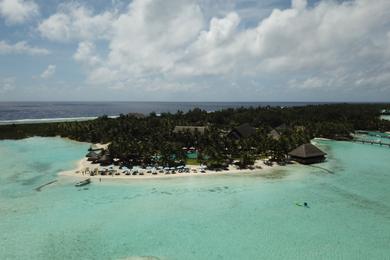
1,103 -> 389,179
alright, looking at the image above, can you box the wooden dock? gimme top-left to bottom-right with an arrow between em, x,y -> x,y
352,139 -> 390,147
35,180 -> 57,192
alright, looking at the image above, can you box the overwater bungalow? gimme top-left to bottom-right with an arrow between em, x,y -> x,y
288,143 -> 327,164
228,123 -> 256,139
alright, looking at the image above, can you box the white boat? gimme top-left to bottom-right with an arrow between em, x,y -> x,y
75,178 -> 91,187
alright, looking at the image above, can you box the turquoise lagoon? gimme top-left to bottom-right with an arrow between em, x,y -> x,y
0,137 -> 389,260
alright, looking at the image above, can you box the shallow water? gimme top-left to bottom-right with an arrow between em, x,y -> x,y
0,137 -> 389,259
381,115 -> 390,121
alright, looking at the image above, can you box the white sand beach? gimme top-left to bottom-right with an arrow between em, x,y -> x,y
59,157 -> 280,180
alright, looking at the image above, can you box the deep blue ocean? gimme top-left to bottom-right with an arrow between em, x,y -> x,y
0,101 -> 326,124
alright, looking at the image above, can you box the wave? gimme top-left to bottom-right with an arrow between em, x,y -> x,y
0,116 -> 119,125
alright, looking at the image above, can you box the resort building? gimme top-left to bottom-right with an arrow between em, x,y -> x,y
173,126 -> 208,135
268,129 -> 281,140
98,153 -> 113,166
228,123 -> 256,139
288,143 -> 327,164
86,151 -> 100,162
275,123 -> 289,132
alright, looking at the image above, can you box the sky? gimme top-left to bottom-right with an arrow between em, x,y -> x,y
0,0 -> 389,102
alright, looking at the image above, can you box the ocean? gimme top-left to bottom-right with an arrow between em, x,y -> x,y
0,101 -> 327,124
0,137 -> 389,259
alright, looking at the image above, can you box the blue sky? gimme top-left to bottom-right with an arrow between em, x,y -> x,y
0,0 -> 389,102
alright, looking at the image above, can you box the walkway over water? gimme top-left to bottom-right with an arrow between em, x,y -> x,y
352,139 -> 390,147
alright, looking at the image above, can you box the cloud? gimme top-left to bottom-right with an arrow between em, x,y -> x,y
40,0 -> 390,98
71,0 -> 205,89
0,77 -> 15,93
38,3 -> 114,42
73,41 -> 101,67
40,65 -> 56,79
0,41 -> 50,55
0,0 -> 39,25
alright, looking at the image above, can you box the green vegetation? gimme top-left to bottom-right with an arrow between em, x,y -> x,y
0,104 -> 389,168
186,158 -> 201,165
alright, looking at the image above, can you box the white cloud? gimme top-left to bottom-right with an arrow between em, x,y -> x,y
40,0 -> 390,97
0,77 -> 15,93
38,3 -> 114,42
0,0 -> 39,24
73,41 -> 101,66
71,0 -> 205,89
292,0 -> 307,10
40,65 -> 56,79
0,41 -> 50,55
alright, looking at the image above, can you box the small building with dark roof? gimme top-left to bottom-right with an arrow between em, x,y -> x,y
98,153 -> 112,166
88,154 -> 100,162
268,129 -> 281,140
275,123 -> 290,132
228,123 -> 256,139
288,143 -> 326,164
173,126 -> 208,135
86,151 -> 100,162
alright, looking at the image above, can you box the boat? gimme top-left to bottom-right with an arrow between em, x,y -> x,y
75,178 -> 91,187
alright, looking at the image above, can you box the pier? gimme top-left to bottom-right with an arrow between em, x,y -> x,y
35,180 -> 58,192
352,139 -> 390,147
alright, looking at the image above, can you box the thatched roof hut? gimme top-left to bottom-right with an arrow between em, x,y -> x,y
98,153 -> 112,165
268,129 -> 281,140
276,123 -> 289,132
86,151 -> 99,158
288,143 -> 326,164
173,126 -> 208,135
228,123 -> 256,139
87,153 -> 100,162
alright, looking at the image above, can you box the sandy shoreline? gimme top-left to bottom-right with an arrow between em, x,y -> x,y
59,157 -> 280,181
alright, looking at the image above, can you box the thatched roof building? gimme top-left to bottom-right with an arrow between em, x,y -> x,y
86,151 -> 100,158
85,151 -> 100,162
98,153 -> 112,166
87,153 -> 100,162
275,123 -> 289,132
268,129 -> 281,140
288,143 -> 326,164
228,123 -> 256,139
173,126 -> 208,135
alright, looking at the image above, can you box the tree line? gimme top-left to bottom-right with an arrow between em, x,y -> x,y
0,103 -> 389,168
